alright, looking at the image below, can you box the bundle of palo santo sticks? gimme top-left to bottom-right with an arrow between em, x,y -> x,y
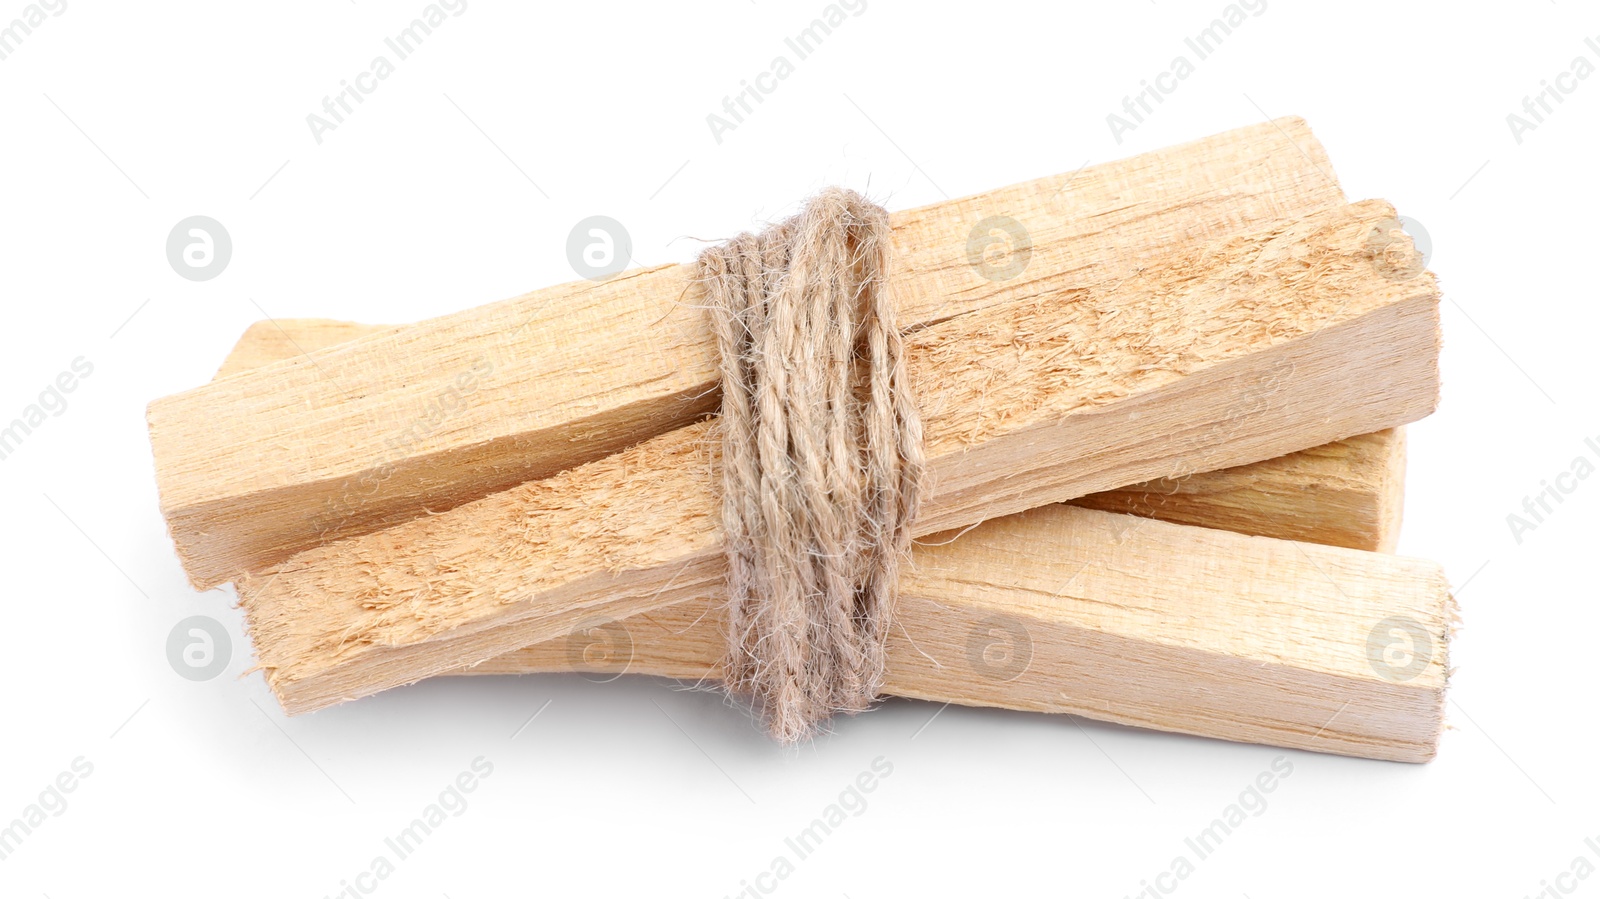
146,117 -> 1452,762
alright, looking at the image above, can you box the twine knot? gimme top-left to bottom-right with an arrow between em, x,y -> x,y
699,188 -> 926,743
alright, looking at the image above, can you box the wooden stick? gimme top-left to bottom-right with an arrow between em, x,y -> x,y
1074,428 -> 1407,552
239,201 -> 1440,716
215,331 -> 1447,761
468,505 -> 1451,763
219,318 -> 1407,552
151,118 -> 1348,589
213,320 -> 385,379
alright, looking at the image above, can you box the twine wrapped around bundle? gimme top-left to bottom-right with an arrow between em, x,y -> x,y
699,188 -> 926,743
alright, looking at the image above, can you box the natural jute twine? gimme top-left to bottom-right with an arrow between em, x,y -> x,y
699,188 -> 926,743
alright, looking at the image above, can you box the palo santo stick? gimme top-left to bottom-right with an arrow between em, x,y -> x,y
239,200 -> 1440,715
465,504 -> 1450,763
219,324 -> 1432,756
152,117 -> 1347,589
1074,428 -> 1407,552
218,320 -> 1408,551
213,320 -> 385,379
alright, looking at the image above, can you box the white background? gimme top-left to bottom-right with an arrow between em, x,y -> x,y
1,1 -> 1595,896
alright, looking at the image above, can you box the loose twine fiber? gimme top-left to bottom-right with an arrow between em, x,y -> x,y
699,188 -> 926,743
